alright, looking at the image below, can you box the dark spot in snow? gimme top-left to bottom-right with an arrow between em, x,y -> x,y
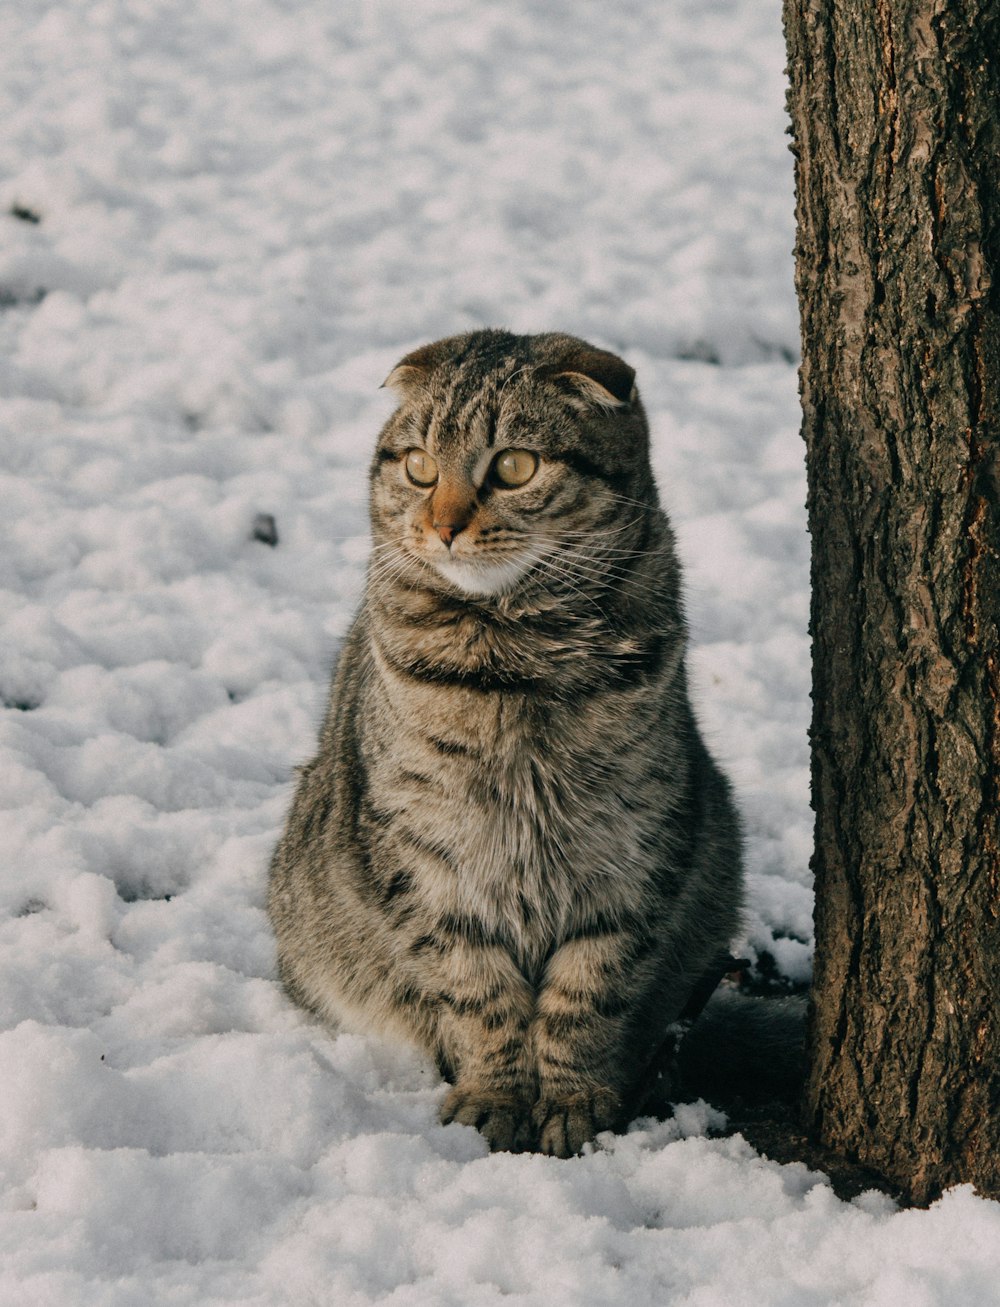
2,694 -> 40,711
16,898 -> 47,917
741,948 -> 809,997
115,879 -> 178,904
749,336 -> 798,365
0,286 -> 47,310
251,512 -> 279,547
772,927 -> 809,946
674,339 -> 721,366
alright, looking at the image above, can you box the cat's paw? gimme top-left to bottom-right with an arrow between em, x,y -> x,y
532,1088 -> 623,1158
440,1086 -> 533,1153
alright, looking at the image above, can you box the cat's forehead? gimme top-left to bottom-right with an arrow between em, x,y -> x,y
388,353 -> 551,457
427,358 -> 535,436
427,335 -> 533,399
426,381 -> 556,464
380,329 -> 641,459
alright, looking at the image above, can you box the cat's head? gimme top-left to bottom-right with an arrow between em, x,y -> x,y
370,330 -> 657,599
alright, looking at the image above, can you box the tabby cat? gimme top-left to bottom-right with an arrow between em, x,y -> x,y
268,329 -> 744,1156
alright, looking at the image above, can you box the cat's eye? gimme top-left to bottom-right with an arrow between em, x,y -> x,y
404,449 -> 438,487
491,449 -> 538,488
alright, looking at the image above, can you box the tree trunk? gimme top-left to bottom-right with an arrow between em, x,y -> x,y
783,0 -> 1000,1203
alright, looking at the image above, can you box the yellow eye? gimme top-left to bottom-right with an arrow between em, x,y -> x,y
404,449 -> 438,487
492,449 -> 538,488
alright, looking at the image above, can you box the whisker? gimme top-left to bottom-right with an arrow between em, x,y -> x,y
539,561 -> 611,623
525,544 -> 622,617
362,547 -> 422,601
551,541 -> 658,561
497,363 -> 533,402
542,543 -> 673,606
559,558 -> 668,603
599,490 -> 662,514
563,516 -> 647,539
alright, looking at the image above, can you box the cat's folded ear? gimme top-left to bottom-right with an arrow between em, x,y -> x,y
544,347 -> 637,410
382,339 -> 460,394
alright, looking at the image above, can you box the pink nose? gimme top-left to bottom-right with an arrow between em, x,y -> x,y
434,521 -> 463,546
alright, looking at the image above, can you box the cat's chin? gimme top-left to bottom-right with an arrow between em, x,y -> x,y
430,553 -> 530,597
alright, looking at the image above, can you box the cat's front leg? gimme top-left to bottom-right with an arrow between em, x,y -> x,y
529,927 -> 650,1157
432,936 -> 538,1152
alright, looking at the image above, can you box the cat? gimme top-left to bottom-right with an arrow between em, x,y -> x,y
268,328 -> 747,1156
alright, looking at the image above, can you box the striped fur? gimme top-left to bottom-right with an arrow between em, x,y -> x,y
268,330 -> 743,1155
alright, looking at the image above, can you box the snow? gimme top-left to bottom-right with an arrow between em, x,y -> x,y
1,0 -> 996,1302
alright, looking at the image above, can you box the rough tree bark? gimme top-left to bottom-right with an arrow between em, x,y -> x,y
783,0 -> 1000,1203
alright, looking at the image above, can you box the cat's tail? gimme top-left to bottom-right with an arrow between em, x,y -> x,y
673,986 -> 808,1108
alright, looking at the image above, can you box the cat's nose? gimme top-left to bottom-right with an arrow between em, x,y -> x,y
434,521 -> 464,547
431,484 -> 474,547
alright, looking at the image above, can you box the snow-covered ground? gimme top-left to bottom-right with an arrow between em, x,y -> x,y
2,1 -> 999,1302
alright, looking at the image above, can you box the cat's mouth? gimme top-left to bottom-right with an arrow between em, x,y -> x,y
428,550 -> 533,597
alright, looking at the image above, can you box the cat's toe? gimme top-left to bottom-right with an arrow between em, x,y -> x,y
533,1089 -> 622,1157
440,1087 -> 532,1152
535,1107 -> 572,1157
481,1106 -> 534,1153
